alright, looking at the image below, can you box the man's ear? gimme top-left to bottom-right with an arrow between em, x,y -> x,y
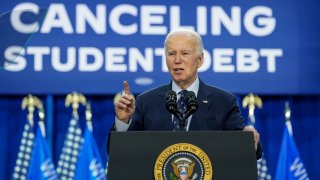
197,52 -> 204,68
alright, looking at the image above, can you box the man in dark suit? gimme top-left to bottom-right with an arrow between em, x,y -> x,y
114,29 -> 262,158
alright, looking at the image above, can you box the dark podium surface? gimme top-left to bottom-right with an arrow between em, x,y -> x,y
107,131 -> 258,180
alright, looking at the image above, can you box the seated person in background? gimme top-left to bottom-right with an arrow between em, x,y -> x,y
114,28 -> 262,159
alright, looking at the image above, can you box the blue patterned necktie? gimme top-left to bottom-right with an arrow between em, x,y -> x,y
173,90 -> 188,131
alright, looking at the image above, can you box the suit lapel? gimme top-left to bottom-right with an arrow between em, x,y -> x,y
189,81 -> 212,130
158,83 -> 174,130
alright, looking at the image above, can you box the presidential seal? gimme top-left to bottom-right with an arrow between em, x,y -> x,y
154,143 -> 212,180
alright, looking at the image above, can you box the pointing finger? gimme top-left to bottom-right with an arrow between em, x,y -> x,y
123,81 -> 131,95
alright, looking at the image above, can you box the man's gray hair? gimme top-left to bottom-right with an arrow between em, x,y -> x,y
164,29 -> 204,55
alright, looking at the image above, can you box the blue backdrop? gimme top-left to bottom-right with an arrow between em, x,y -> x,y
1,0 -> 320,94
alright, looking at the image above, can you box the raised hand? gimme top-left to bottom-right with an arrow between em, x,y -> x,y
115,81 -> 135,123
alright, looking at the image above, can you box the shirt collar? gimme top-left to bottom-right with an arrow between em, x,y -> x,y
172,77 -> 199,97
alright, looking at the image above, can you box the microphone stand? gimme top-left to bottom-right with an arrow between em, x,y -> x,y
172,111 -> 184,130
178,110 -> 192,131
166,90 -> 198,131
171,110 -> 187,131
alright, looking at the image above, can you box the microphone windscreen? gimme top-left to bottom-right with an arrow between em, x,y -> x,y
165,90 -> 177,113
166,90 -> 177,101
185,91 -> 198,114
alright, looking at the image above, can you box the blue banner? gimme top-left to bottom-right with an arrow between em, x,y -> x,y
75,127 -> 106,180
1,0 -> 320,94
275,122 -> 309,180
27,127 -> 58,180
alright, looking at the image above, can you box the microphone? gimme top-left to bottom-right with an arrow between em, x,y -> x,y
165,90 -> 183,122
165,90 -> 177,114
166,90 -> 198,131
184,91 -> 198,119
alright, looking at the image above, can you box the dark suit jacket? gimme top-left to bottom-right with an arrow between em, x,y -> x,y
129,80 -> 245,131
127,80 -> 262,159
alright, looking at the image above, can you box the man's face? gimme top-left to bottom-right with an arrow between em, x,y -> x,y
165,34 -> 203,88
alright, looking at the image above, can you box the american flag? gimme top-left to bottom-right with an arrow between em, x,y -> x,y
12,123 -> 35,179
257,157 -> 272,180
56,114 -> 83,180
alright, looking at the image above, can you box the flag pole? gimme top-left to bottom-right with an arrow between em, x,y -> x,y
284,101 -> 293,136
26,96 -> 59,179
85,102 -> 93,132
13,95 -> 43,179
242,93 -> 272,180
56,92 -> 86,179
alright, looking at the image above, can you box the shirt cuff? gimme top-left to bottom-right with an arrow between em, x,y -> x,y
115,117 -> 131,131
